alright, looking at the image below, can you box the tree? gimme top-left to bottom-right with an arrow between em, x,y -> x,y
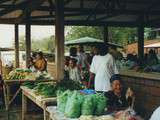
65,26 -> 104,41
144,28 -> 156,40
19,35 -> 25,51
17,35 -> 55,53
31,36 -> 55,53
109,27 -> 137,45
65,26 -> 137,46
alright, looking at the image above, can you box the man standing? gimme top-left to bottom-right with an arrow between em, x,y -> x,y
90,44 -> 119,92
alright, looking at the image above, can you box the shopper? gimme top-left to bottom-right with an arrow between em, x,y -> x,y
150,106 -> 160,120
68,58 -> 81,82
90,43 -> 119,92
77,45 -> 89,69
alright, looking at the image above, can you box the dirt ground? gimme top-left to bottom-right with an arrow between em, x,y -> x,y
0,105 -> 43,120
0,105 -> 44,120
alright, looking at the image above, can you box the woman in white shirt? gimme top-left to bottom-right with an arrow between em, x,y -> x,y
90,44 -> 119,92
150,106 -> 160,120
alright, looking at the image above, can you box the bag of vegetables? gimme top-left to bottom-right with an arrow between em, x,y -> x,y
57,90 -> 72,113
65,91 -> 83,118
81,95 -> 95,115
94,93 -> 107,115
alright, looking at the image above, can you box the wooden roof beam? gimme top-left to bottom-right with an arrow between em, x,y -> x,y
86,0 -> 102,21
0,0 -> 10,5
0,1 -> 28,17
64,0 -> 72,6
80,0 -> 84,9
16,0 -> 44,23
36,6 -> 160,15
48,0 -> 54,15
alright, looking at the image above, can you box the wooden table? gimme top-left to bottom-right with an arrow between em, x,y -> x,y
46,106 -> 78,120
3,79 -> 55,110
21,86 -> 57,120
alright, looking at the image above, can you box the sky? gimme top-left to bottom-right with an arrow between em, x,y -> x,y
0,24 -> 55,47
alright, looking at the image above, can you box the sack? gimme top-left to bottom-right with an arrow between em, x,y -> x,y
65,91 -> 83,118
57,90 -> 71,113
81,95 -> 94,115
94,94 -> 107,115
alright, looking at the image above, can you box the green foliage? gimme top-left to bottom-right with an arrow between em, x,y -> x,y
65,26 -> 104,41
18,35 -> 55,53
19,36 -> 25,51
144,28 -> 156,40
109,27 -> 137,45
65,26 -> 137,46
32,35 -> 55,53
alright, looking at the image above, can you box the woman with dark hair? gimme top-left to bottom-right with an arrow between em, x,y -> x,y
68,58 -> 81,82
34,52 -> 47,72
90,44 -> 119,92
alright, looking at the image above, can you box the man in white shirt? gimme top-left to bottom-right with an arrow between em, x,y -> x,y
150,106 -> 160,120
90,44 -> 119,92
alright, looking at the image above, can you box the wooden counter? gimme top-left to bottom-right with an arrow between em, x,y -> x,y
21,86 -> 56,120
120,70 -> 160,81
119,70 -> 160,119
3,79 -> 55,110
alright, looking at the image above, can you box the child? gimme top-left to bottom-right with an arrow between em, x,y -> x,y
28,57 -> 36,72
68,58 -> 81,82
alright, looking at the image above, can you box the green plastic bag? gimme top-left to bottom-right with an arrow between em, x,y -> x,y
57,90 -> 72,113
81,95 -> 94,115
94,94 -> 107,115
65,91 -> 82,118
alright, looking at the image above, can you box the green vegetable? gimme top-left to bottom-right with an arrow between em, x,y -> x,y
22,82 -> 35,89
57,90 -> 72,113
94,93 -> 107,115
65,91 -> 82,118
81,95 -> 94,115
56,79 -> 82,91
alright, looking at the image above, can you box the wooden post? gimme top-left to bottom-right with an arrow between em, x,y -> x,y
15,24 -> 19,68
103,26 -> 108,43
22,92 -> 27,120
25,23 -> 31,68
138,25 -> 144,62
55,0 -> 64,80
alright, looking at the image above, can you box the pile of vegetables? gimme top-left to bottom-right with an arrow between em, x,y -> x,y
5,68 -> 36,80
57,90 -> 108,118
56,79 -> 83,91
33,83 -> 57,97
22,81 -> 36,89
35,71 -> 53,81
22,79 -> 83,98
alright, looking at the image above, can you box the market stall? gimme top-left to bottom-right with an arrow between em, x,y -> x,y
21,86 -> 56,120
21,79 -> 83,120
0,0 -> 160,120
3,68 -> 54,110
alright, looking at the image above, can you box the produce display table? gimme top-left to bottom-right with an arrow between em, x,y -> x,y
21,86 -> 57,120
3,79 -> 54,110
46,106 -> 115,120
46,106 -> 78,120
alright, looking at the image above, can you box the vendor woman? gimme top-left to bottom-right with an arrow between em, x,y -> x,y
34,52 -> 47,72
105,74 -> 134,111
